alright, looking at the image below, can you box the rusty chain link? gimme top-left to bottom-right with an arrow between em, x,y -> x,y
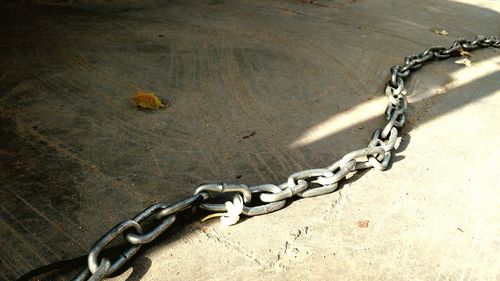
73,35 -> 499,281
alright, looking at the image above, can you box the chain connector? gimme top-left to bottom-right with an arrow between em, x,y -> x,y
195,183 -> 252,212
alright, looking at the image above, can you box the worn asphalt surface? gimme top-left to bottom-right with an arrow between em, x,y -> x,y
0,0 -> 499,280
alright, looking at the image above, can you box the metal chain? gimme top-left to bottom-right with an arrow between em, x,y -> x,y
73,35 -> 499,281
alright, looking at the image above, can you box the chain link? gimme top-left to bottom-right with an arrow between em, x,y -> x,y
73,35 -> 499,280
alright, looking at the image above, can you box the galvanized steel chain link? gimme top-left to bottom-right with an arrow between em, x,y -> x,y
74,35 -> 499,281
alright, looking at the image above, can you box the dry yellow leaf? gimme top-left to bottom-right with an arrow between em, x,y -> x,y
132,91 -> 165,110
459,49 -> 471,57
435,87 -> 447,95
431,28 -> 448,36
455,57 -> 472,67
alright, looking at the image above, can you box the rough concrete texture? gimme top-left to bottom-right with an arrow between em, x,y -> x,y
0,0 -> 499,280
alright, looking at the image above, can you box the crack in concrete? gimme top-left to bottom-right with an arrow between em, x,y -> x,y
190,222 -> 263,266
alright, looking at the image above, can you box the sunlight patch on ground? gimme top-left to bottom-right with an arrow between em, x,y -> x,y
290,96 -> 386,148
291,55 -> 499,148
441,54 -> 499,90
450,0 -> 500,12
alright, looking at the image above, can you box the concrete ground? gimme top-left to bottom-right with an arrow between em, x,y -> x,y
0,0 -> 499,280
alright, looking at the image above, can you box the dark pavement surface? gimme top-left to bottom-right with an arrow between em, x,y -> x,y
0,0 -> 498,280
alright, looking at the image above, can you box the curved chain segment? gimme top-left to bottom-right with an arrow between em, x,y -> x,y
74,35 -> 499,281
243,185 -> 287,216
88,220 -> 142,276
